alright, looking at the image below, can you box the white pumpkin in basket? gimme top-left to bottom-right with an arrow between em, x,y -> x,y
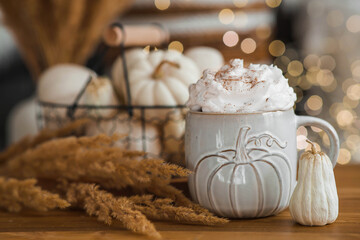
86,113 -> 161,157
6,96 -> 39,144
185,46 -> 224,72
38,64 -> 119,121
163,110 -> 185,154
112,48 -> 201,120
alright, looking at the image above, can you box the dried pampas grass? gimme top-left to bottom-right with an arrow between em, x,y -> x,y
3,134 -> 189,189
0,0 -> 133,78
130,195 -> 228,225
0,177 -> 69,212
0,118 -> 89,164
64,182 -> 227,239
65,183 -> 161,239
0,123 -> 228,239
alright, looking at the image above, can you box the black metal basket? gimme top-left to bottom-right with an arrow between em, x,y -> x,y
36,23 -> 187,165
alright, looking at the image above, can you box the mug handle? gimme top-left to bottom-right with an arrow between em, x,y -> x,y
296,116 -> 340,168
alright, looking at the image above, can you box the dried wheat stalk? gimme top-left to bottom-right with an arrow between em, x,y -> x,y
0,0 -> 133,79
3,134 -> 190,189
0,177 -> 69,212
0,118 -> 89,163
65,182 -> 161,239
64,182 -> 227,238
130,195 -> 228,225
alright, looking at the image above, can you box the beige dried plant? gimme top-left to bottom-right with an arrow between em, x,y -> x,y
0,177 -> 69,212
0,118 -> 89,163
129,195 -> 228,225
66,182 -> 161,239
0,0 -> 133,78
64,182 -> 227,239
3,134 -> 190,189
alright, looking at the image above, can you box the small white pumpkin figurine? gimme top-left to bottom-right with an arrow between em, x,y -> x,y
112,48 -> 201,120
184,46 -> 224,72
289,140 -> 338,226
38,64 -> 120,121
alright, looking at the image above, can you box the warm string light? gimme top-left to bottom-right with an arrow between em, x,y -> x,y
168,41 -> 183,53
265,0 -> 282,8
223,31 -> 239,47
240,38 -> 256,54
218,9 -> 235,25
346,15 -> 360,33
233,0 -> 248,8
271,35 -> 358,164
154,0 -> 170,10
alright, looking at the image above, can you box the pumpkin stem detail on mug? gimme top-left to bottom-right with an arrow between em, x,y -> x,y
152,60 -> 180,79
234,127 -> 251,163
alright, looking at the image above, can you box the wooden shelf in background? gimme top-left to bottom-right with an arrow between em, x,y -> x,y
0,165 -> 359,240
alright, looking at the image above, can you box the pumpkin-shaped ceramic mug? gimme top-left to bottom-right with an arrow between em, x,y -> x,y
185,109 -> 339,218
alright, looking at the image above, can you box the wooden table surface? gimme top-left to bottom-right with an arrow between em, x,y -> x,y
0,165 -> 359,240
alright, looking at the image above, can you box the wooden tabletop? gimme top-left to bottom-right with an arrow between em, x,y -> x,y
0,165 -> 359,240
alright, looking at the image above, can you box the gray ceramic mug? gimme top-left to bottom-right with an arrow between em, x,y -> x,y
185,109 -> 339,218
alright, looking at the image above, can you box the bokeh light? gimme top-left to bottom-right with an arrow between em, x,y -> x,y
168,41 -> 184,53
343,96 -> 359,109
346,15 -> 360,33
336,110 -> 354,127
307,95 -> 323,111
338,148 -> 351,165
218,9 -> 235,25
342,78 -> 356,93
351,60 -> 360,77
288,60 -> 304,77
265,0 -> 282,8
240,38 -> 256,54
318,55 -> 336,71
311,126 -> 323,133
316,69 -> 334,87
297,135 -> 307,150
304,54 -> 319,71
233,0 -> 248,8
322,134 -> 330,146
320,78 -> 337,93
346,135 -> 360,151
154,0 -> 170,10
223,31 -> 239,47
346,84 -> 360,101
269,40 -> 285,57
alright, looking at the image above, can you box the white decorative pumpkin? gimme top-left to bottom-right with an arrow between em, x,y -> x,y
81,77 -> 120,118
185,46 -> 224,72
6,96 -> 39,144
112,48 -> 201,120
289,141 -> 338,226
162,110 -> 185,154
192,126 -> 292,218
86,113 -> 161,157
37,64 -> 119,120
38,64 -> 96,105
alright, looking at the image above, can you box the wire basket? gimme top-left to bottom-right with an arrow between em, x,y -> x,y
36,23 -> 187,166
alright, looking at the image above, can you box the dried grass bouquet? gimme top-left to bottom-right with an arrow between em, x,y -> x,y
0,120 -> 228,238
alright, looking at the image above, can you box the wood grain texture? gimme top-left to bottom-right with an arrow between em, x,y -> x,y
0,165 -> 359,240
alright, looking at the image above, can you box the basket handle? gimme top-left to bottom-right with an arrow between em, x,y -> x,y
66,73 -> 96,119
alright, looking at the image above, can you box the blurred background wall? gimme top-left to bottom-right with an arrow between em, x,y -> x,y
0,0 -> 359,164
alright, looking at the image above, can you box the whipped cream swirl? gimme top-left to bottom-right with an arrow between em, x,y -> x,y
186,59 -> 296,113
